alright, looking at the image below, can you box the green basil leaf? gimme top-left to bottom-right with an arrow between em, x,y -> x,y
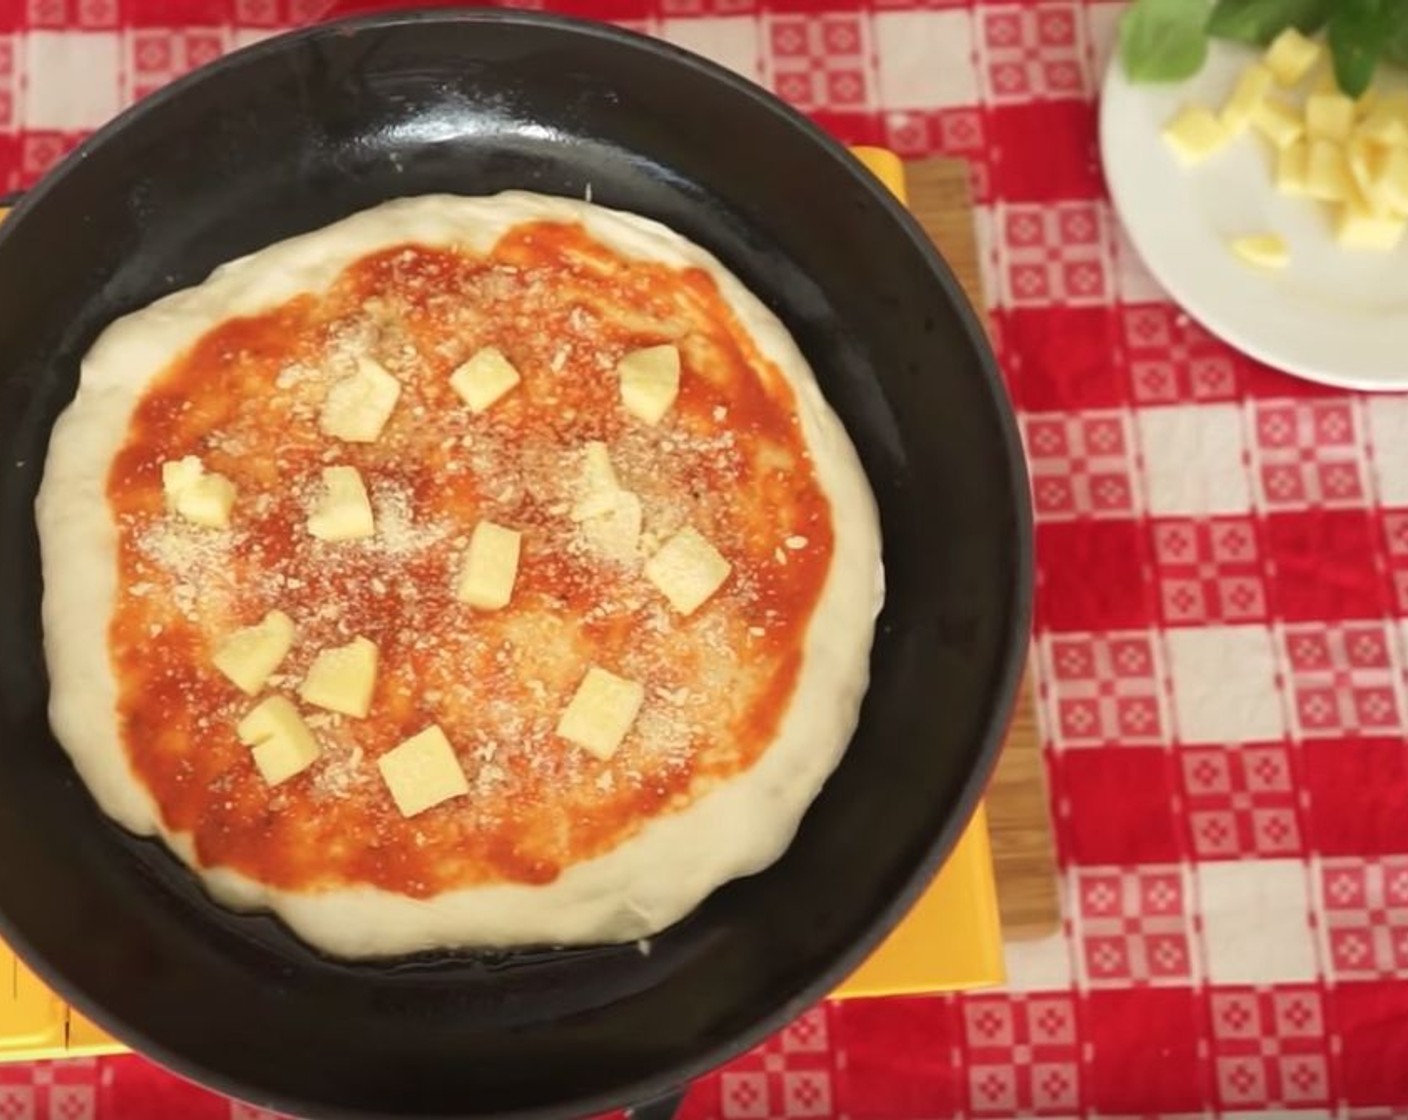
1206,0 -> 1333,44
1329,0 -> 1389,96
1120,0 -> 1211,82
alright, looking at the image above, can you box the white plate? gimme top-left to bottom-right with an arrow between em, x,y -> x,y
1101,41 -> 1408,392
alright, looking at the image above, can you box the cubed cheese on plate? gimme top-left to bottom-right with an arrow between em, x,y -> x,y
1306,139 -> 1353,202
1163,104 -> 1230,164
1230,234 -> 1290,270
1252,98 -> 1305,150
1306,91 -> 1356,143
1265,27 -> 1321,87
1336,204 -> 1407,251
1375,145 -> 1408,213
1222,65 -> 1273,134
1358,92 -> 1408,147
1276,140 -> 1309,196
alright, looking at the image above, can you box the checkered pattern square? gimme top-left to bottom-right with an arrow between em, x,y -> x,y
1209,986 -> 1332,1109
1179,744 -> 1302,860
976,3 -> 1090,105
1056,748 -> 1182,864
126,26 -> 227,100
25,0 -> 118,30
763,13 -> 872,113
1138,403 -> 1253,518
1151,517 -> 1268,627
873,10 -> 978,110
19,131 -> 84,181
1023,410 -> 1137,521
1280,622 -> 1403,740
1040,631 -> 1165,748
0,38 -> 17,133
1120,303 -> 1239,405
994,201 -> 1113,308
882,108 -> 992,199
659,0 -> 759,12
962,995 -> 1081,1115
233,0 -> 331,25
0,1062 -> 101,1120
1251,399 -> 1370,512
1199,860 -> 1320,984
1320,858 -> 1408,980
1073,867 -> 1195,988
717,1008 -> 833,1120
1382,511 -> 1408,615
1167,625 -> 1286,744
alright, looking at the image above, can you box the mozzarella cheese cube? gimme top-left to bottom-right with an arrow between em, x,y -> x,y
213,610 -> 296,696
644,526 -> 732,616
581,441 -> 620,496
1163,105 -> 1230,164
161,456 -> 236,529
1275,141 -> 1309,196
162,456 -> 203,497
1336,203 -> 1407,251
1230,234 -> 1290,270
455,520 -> 521,610
1359,93 -> 1408,147
1306,140 -> 1352,202
236,695 -> 320,786
1306,92 -> 1357,143
1312,64 -> 1340,96
319,355 -> 401,443
1376,145 -> 1408,214
174,475 -> 236,528
1347,138 -> 1391,213
1264,27 -> 1321,87
307,465 -> 375,541
570,442 -> 642,561
579,490 -> 643,563
556,666 -> 645,761
617,345 -> 681,424
1251,99 -> 1305,150
449,347 -> 521,414
377,725 -> 468,818
299,636 -> 378,718
1222,65 -> 1274,134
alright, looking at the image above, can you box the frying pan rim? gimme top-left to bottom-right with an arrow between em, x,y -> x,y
0,7 -> 1034,1118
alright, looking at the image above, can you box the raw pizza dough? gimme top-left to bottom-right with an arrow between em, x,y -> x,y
36,192 -> 883,957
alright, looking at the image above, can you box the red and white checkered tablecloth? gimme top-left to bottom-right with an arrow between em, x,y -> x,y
5,0 -> 1408,1116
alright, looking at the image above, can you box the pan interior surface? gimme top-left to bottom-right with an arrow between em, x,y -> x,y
0,11 -> 1029,1119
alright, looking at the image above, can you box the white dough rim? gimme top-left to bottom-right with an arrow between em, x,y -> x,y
35,192 -> 884,958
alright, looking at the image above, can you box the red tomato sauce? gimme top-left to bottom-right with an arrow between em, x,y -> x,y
105,222 -> 834,896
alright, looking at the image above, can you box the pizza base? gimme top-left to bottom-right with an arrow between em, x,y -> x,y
36,192 -> 883,957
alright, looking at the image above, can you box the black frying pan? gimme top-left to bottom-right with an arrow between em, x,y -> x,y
0,9 -> 1030,1119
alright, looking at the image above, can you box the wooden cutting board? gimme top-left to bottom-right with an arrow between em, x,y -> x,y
904,157 -> 1059,942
